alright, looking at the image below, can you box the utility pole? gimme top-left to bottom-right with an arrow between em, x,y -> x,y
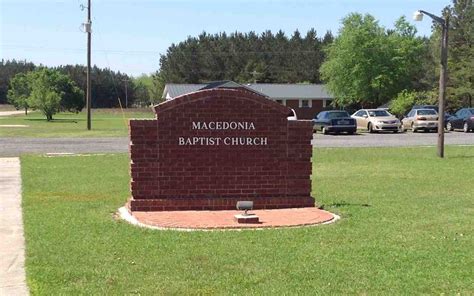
83,0 -> 92,130
123,79 -> 129,108
414,10 -> 449,158
250,70 -> 261,84
438,17 -> 449,158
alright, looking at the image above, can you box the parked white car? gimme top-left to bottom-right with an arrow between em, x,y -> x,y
351,109 -> 401,133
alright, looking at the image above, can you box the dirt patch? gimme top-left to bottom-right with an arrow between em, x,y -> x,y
0,125 -> 29,128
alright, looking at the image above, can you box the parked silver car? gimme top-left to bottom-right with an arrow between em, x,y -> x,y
351,109 -> 401,133
401,109 -> 438,132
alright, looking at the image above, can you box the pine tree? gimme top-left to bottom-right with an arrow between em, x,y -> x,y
447,0 -> 474,109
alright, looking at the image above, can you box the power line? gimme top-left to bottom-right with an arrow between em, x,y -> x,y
2,44 -> 160,56
92,14 -> 129,109
9,43 -> 471,57
2,44 -> 327,56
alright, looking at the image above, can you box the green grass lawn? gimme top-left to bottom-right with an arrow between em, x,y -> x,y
0,108 -> 154,138
21,147 -> 473,295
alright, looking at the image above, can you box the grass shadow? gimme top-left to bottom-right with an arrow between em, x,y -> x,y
25,118 -> 81,123
447,154 -> 474,159
319,202 -> 371,209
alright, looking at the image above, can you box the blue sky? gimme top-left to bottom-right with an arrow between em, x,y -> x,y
1,0 -> 448,76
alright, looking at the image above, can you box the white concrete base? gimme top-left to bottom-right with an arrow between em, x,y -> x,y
234,214 -> 260,223
118,206 -> 192,232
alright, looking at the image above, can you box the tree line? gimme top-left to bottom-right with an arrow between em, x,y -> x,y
158,29 -> 334,85
0,60 -> 160,110
157,0 -> 472,116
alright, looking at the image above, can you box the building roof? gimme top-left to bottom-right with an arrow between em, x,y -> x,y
199,80 -> 242,90
245,83 -> 332,99
377,101 -> 391,110
198,80 -> 267,97
163,82 -> 333,99
163,84 -> 204,98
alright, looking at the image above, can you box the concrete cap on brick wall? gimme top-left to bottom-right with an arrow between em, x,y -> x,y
153,88 -> 291,116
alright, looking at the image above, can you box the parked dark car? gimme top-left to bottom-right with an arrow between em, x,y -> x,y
410,105 -> 451,127
446,108 -> 474,132
313,110 -> 357,134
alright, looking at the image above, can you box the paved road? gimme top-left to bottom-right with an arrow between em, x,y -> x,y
0,132 -> 473,156
0,137 -> 129,157
312,131 -> 474,148
0,111 -> 27,117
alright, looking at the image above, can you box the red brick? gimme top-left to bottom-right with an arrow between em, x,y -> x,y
129,88 -> 314,211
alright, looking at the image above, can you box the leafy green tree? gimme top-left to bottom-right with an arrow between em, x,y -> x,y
23,68 -> 83,120
131,73 -> 167,106
320,13 -> 425,108
27,68 -> 64,121
320,13 -> 387,107
387,17 -> 426,95
390,90 -> 437,117
56,73 -> 84,113
7,72 -> 31,115
446,0 -> 474,109
0,59 -> 35,104
8,68 -> 84,117
426,1 -> 473,110
132,74 -> 153,107
414,37 -> 438,91
151,72 -> 166,104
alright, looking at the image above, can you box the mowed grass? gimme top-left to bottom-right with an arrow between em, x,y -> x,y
21,147 -> 473,295
0,108 -> 154,137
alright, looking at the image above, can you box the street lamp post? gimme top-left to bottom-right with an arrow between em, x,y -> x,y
414,10 -> 449,158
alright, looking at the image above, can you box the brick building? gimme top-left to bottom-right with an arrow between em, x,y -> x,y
162,81 -> 333,119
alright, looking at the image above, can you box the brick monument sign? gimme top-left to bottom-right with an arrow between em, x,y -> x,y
128,87 -> 315,211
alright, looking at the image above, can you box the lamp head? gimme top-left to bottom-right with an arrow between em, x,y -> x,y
413,10 -> 423,21
236,201 -> 253,215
